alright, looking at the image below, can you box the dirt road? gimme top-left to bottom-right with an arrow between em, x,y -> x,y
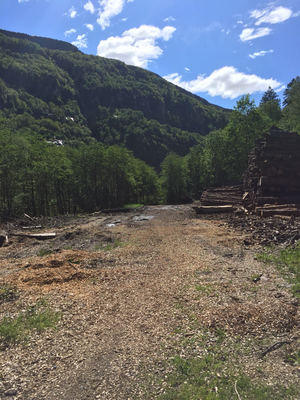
0,205 -> 299,399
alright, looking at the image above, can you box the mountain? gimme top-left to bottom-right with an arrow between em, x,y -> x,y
0,29 -> 81,53
0,29 -> 230,169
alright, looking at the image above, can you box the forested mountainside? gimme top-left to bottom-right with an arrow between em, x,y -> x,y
0,29 -> 80,53
0,30 -> 230,168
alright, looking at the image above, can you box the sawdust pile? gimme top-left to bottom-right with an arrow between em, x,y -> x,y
11,252 -> 93,285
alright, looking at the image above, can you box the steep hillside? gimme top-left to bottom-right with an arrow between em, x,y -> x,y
0,30 -> 230,168
0,29 -> 81,53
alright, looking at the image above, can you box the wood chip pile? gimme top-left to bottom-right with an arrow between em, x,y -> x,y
200,301 -> 299,336
244,126 -> 300,217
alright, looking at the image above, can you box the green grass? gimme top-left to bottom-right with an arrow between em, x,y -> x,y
288,351 -> 300,366
123,203 -> 144,208
147,294 -> 299,400
0,284 -> 19,304
0,300 -> 60,345
37,249 -> 52,257
149,327 -> 298,399
250,274 -> 261,283
104,239 -> 124,251
195,284 -> 212,295
0,315 -> 25,344
258,243 -> 300,297
94,239 -> 125,252
67,258 -> 81,264
158,353 -> 298,399
215,328 -> 226,343
256,251 -> 274,264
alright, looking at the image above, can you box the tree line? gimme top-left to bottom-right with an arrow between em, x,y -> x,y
0,126 -> 158,218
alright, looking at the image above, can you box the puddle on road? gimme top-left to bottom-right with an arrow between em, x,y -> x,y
106,220 -> 121,228
148,205 -> 184,210
132,215 -> 154,222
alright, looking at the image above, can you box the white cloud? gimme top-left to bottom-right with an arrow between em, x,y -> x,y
84,0 -> 95,14
292,11 -> 300,17
185,68 -> 190,72
164,16 -> 176,22
250,6 -> 293,25
123,25 -> 176,41
237,20 -> 243,24
85,24 -> 94,31
72,34 -> 88,48
68,6 -> 77,18
18,0 -> 29,2
64,28 -> 76,36
97,25 -> 176,68
249,9 -> 267,20
163,66 -> 281,99
249,49 -> 273,59
240,27 -> 271,41
97,0 -> 126,30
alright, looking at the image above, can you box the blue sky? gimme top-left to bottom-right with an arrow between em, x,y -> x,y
1,0 -> 299,109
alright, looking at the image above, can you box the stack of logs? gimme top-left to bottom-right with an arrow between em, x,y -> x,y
194,185 -> 244,214
244,126 -> 300,217
200,185 -> 244,207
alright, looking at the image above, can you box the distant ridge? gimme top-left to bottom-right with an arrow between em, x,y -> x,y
0,29 -> 231,168
0,29 -> 80,53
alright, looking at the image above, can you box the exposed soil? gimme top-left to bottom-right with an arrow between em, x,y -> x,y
0,205 -> 300,399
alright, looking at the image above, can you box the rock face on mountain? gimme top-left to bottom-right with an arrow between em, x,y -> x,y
0,29 -> 230,168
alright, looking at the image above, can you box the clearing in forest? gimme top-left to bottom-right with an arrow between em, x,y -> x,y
0,205 -> 299,399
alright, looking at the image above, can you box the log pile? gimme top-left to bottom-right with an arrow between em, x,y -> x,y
193,205 -> 233,214
200,185 -> 244,207
244,127 -> 300,216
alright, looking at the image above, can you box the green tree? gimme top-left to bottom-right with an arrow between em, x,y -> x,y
203,129 -> 229,186
0,128 -> 29,217
283,77 -> 300,107
160,153 -> 187,204
198,95 -> 267,188
280,77 -> 300,133
225,94 -> 266,181
260,87 -> 280,105
186,143 -> 206,198
259,87 -> 282,124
